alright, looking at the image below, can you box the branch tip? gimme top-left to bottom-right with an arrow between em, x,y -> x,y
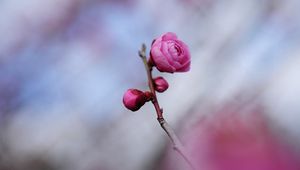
141,43 -> 146,52
138,43 -> 147,58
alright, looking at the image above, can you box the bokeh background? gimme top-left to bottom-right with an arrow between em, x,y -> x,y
1,0 -> 300,170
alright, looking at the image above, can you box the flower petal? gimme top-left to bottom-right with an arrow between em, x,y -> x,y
151,45 -> 175,73
176,60 -> 191,72
162,32 -> 178,41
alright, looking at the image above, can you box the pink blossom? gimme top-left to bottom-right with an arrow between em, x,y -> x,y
150,32 -> 191,73
153,76 -> 169,93
122,89 -> 147,111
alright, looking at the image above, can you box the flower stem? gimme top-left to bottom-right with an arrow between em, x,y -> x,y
139,44 -> 163,119
138,44 -> 196,170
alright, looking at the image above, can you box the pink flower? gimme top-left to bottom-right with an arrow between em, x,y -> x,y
123,89 -> 147,111
153,76 -> 169,93
150,32 -> 191,73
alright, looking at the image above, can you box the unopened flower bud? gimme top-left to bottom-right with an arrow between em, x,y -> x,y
150,32 -> 191,73
153,77 -> 169,93
144,91 -> 153,101
123,89 -> 147,111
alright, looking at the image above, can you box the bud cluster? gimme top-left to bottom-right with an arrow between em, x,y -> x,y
123,76 -> 168,111
123,32 -> 190,112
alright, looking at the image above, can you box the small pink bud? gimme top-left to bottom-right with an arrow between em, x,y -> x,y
144,91 -> 153,101
153,77 -> 169,93
123,89 -> 147,111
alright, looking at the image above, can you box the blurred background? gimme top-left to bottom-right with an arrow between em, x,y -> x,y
1,0 -> 300,170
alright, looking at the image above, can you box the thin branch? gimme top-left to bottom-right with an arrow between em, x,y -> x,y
138,43 -> 162,119
138,44 -> 196,170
